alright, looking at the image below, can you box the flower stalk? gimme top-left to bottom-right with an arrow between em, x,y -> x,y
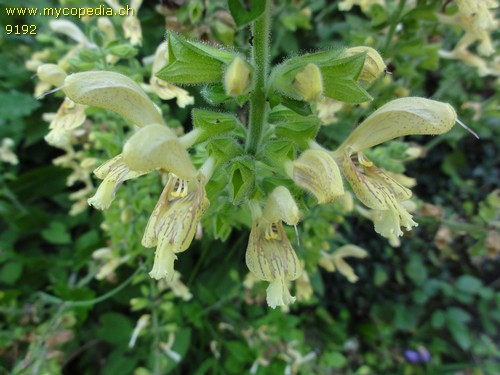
245,0 -> 272,156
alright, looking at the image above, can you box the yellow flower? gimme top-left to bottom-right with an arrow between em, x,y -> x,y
330,97 -> 458,238
89,123 -> 198,210
144,174 -> 209,281
245,187 -> 302,308
44,97 -> 87,149
318,245 -> 368,282
291,149 -> 344,204
87,154 -> 147,210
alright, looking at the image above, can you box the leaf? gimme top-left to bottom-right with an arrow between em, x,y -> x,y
97,312 -> 133,345
226,156 -> 255,204
228,0 -> 266,27
431,310 -> 445,329
447,319 -> 471,350
456,275 -> 483,295
404,253 -> 427,285
269,105 -> 321,148
192,109 -> 240,142
320,352 -> 347,369
0,261 -> 23,285
41,221 -> 72,245
0,90 -> 40,126
447,307 -> 471,324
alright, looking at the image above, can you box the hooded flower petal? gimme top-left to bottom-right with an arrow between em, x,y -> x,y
292,149 -> 344,204
337,97 -> 457,154
123,124 -> 197,180
63,71 -> 164,127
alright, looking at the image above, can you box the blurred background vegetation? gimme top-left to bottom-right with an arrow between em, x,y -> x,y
0,0 -> 499,374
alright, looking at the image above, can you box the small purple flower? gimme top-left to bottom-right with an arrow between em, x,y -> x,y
404,349 -> 421,363
404,347 -> 432,364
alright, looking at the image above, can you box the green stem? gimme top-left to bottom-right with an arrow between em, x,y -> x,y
384,0 -> 407,52
150,280 -> 162,375
245,0 -> 272,155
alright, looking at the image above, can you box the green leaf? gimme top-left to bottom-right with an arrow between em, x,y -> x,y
103,349 -> 137,375
0,261 -> 23,285
261,139 -> 294,169
0,90 -> 40,125
320,352 -> 347,369
206,137 -> 243,164
107,44 -> 138,58
456,275 -> 483,294
404,253 -> 427,285
97,312 -> 133,345
320,54 -> 373,103
447,319 -> 471,350
201,84 -> 232,105
192,109 -> 240,143
226,156 -> 255,204
269,105 -> 321,148
157,33 -> 233,84
226,340 -> 252,362
431,310 -> 445,329
447,307 -> 471,324
228,0 -> 266,27
41,221 -> 72,245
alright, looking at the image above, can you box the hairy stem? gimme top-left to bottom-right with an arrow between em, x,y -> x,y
245,0 -> 272,155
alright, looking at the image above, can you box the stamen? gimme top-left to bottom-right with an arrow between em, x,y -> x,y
294,225 -> 300,247
171,178 -> 189,198
264,223 -> 279,240
36,85 -> 64,100
456,118 -> 479,139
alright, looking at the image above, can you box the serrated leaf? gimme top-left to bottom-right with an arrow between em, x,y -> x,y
192,109 -> 240,142
228,0 -> 266,27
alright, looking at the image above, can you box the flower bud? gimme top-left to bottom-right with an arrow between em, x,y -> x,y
224,56 -> 252,96
343,46 -> 385,83
292,63 -> 323,101
37,64 -> 67,87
